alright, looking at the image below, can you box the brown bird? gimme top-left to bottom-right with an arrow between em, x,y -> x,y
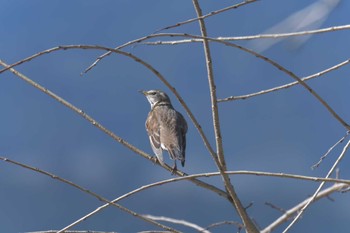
140,90 -> 188,172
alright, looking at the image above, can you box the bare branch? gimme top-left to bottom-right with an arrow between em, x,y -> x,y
265,202 -> 286,214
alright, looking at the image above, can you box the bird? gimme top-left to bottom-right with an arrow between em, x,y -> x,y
140,90 -> 188,173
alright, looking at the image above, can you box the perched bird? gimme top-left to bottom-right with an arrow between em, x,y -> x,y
140,90 -> 188,172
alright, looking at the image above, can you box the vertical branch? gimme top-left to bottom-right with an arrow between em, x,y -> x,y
191,5 -> 225,170
191,1 -> 259,233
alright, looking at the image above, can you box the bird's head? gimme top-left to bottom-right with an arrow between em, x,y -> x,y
140,90 -> 172,108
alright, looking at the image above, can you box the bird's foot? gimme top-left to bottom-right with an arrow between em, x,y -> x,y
171,162 -> 177,175
151,157 -> 158,165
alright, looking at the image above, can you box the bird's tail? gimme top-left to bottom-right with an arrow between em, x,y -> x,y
168,147 -> 185,167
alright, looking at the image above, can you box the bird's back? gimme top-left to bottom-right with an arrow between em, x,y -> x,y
157,105 -> 187,166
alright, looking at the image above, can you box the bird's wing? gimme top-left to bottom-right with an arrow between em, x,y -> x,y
146,112 -> 164,164
178,112 -> 187,166
165,111 -> 187,166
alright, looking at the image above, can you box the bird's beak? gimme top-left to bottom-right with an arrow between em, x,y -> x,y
138,90 -> 147,95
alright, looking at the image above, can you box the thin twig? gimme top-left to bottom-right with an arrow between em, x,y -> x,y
192,1 -> 258,233
265,202 -> 286,213
218,59 -> 350,102
312,131 -> 350,169
80,35 -> 170,75
155,0 -> 257,33
204,221 -> 243,232
341,187 -> 350,193
0,157 -> 179,233
282,139 -> 350,233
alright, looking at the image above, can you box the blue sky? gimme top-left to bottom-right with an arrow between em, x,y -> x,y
1,1 -> 350,232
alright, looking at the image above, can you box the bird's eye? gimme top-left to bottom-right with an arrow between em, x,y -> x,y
149,91 -> 156,95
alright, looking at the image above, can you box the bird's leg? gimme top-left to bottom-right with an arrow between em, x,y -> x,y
171,161 -> 177,175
